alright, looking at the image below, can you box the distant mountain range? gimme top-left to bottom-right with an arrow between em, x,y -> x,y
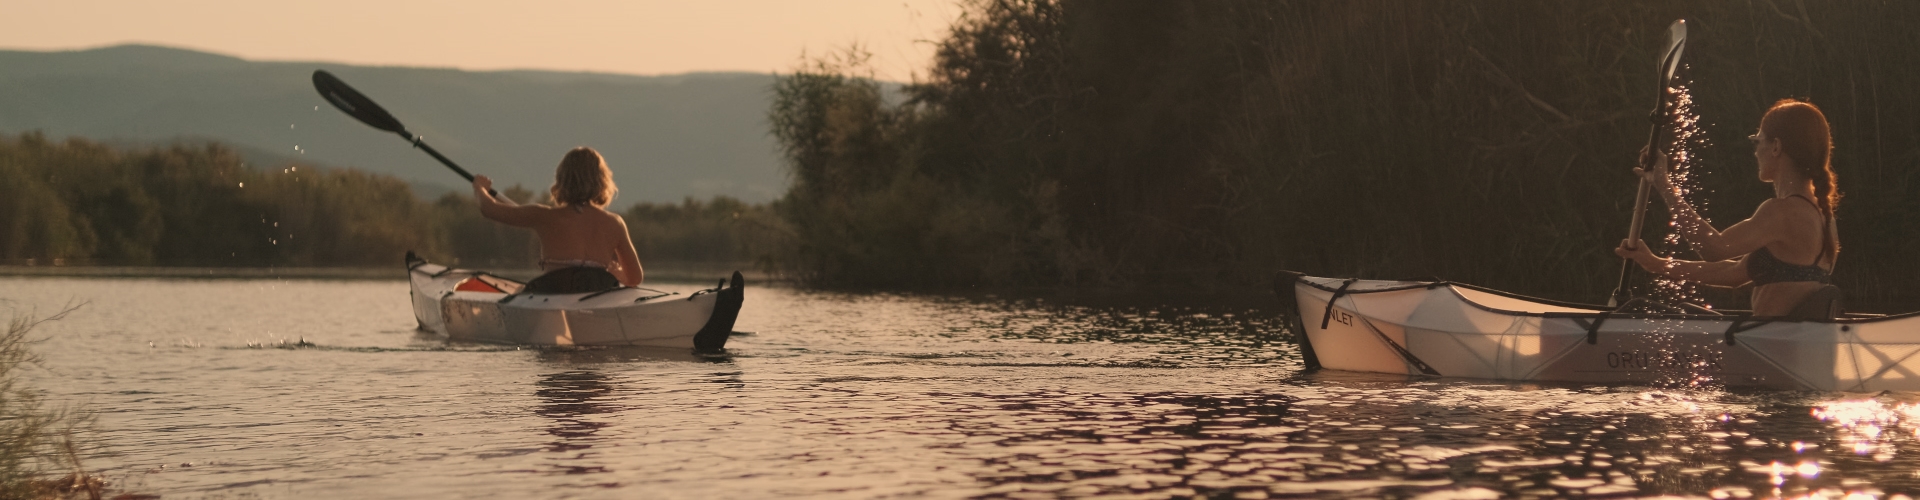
0,44 -> 787,203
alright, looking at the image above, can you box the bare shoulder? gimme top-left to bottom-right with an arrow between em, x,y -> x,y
1753,197 -> 1824,229
590,207 -> 631,230
524,203 -> 566,217
491,200 -> 558,222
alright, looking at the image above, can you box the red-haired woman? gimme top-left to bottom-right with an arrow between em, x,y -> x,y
473,147 -> 644,291
1615,99 -> 1840,318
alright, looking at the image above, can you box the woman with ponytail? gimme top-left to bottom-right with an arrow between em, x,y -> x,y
1615,99 -> 1840,317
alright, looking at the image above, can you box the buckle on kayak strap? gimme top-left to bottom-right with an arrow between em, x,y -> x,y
1724,317 -> 1769,345
1321,279 -> 1358,329
1572,313 -> 1610,345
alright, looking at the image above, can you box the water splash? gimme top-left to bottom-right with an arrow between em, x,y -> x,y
1652,82 -> 1712,307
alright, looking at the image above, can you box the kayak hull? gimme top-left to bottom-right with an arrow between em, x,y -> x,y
408,254 -> 742,349
1279,273 -> 1920,392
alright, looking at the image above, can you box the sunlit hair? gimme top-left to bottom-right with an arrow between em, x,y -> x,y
549,147 -> 617,207
1759,98 -> 1839,260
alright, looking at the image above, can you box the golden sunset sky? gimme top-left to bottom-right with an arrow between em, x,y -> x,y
1,0 -> 953,81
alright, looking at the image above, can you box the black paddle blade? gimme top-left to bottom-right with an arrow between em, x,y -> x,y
1659,20 -> 1688,89
312,70 -> 410,137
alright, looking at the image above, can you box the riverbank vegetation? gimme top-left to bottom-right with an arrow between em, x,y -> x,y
0,132 -> 778,271
0,307 -> 102,500
770,1 -> 1920,311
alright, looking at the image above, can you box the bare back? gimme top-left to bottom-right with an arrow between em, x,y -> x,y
528,206 -> 628,265
1745,195 -> 1836,316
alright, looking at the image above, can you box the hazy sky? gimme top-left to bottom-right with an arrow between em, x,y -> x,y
1,0 -> 956,81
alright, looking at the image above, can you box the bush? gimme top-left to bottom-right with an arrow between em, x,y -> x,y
0,306 -> 101,500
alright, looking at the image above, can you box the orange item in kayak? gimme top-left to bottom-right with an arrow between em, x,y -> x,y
454,278 -> 505,293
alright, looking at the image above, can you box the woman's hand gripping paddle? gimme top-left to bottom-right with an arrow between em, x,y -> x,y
311,70 -> 495,196
1609,19 -> 1688,308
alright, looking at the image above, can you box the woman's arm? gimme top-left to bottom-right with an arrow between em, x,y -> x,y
473,175 -> 543,227
1637,150 -> 1777,261
1615,239 -> 1750,288
611,216 -> 644,286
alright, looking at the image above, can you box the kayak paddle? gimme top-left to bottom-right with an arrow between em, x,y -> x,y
1609,19 -> 1688,308
310,70 -> 495,196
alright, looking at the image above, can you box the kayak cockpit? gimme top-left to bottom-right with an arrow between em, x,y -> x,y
453,274 -> 522,294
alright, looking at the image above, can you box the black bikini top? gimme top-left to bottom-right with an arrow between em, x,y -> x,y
1745,195 -> 1832,285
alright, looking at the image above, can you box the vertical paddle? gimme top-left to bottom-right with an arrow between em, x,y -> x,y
310,70 -> 495,196
1610,19 -> 1689,308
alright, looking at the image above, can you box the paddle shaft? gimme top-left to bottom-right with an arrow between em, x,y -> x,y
401,132 -> 478,183
1609,20 -> 1686,307
408,133 -> 497,197
1611,133 -> 1660,306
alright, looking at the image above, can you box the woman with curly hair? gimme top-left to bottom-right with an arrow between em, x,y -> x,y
473,146 -> 644,290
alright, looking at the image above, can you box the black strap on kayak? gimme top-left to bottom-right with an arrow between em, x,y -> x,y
1724,316 -> 1769,345
1320,279 -> 1358,329
579,286 -> 631,301
1572,313 -> 1610,345
1359,315 -> 1442,376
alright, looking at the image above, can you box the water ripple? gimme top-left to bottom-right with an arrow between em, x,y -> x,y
0,277 -> 1912,498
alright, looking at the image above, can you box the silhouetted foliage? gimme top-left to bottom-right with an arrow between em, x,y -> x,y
0,307 -> 99,499
624,197 -> 781,266
771,1 -> 1920,311
0,132 -> 770,269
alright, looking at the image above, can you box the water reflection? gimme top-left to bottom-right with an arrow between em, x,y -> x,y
534,346 -> 734,365
534,370 -> 616,475
529,347 -> 742,479
20,278 -> 1920,498
904,378 -> 1920,497
945,391 -> 1307,496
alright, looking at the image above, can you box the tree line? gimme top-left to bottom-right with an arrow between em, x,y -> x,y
769,0 -> 1920,311
0,132 -> 779,270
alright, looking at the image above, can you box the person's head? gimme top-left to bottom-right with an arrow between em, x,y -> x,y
549,147 -> 618,207
1756,98 -> 1839,256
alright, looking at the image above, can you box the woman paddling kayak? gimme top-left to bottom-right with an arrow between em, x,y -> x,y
472,147 -> 644,291
1614,99 -> 1840,317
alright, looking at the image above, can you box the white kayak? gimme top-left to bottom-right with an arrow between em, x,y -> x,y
1277,272 -> 1920,392
407,253 -> 743,349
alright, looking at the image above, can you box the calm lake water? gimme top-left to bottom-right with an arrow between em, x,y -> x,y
2,276 -> 1918,498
